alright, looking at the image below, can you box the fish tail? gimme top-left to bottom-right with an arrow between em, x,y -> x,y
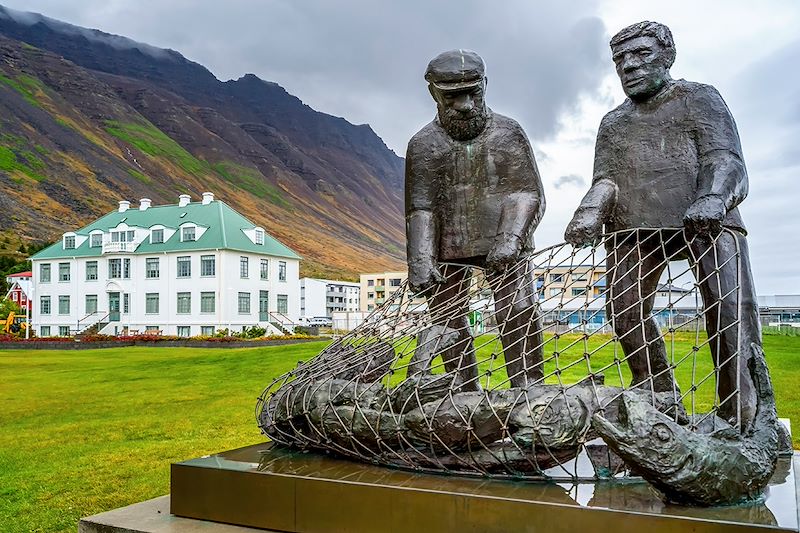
748,343 -> 778,438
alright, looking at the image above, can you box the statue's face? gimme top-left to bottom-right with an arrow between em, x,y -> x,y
431,82 -> 489,141
612,36 -> 671,101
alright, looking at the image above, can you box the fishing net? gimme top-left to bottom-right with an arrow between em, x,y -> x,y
256,228 -> 746,481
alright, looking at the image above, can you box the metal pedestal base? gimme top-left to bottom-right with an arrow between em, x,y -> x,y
169,442 -> 799,532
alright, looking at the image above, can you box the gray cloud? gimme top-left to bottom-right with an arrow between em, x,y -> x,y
0,0 -> 609,154
553,174 -> 587,189
2,1 -> 799,293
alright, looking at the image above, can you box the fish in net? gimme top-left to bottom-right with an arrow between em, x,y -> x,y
256,228 -> 768,485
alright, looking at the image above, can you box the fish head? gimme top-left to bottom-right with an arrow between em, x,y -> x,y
592,391 -> 694,478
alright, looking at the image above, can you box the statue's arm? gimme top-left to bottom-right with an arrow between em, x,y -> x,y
405,139 -> 443,292
684,86 -> 748,235
487,123 -> 545,269
564,118 -> 619,246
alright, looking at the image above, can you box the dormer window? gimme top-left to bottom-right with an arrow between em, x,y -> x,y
90,233 -> 103,248
151,229 -> 164,244
182,226 -> 196,242
255,229 -> 264,245
64,235 -> 76,249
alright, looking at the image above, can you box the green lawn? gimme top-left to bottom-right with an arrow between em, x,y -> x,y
0,336 -> 798,532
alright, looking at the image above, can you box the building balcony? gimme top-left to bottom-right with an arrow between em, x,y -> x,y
102,241 -> 140,254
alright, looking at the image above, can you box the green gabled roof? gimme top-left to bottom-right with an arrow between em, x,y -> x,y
30,200 -> 301,261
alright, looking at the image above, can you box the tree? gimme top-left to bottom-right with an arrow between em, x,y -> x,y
0,298 -> 21,321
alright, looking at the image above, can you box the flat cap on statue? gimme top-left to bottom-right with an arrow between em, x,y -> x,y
424,49 -> 485,91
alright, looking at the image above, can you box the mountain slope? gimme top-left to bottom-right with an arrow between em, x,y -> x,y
0,6 -> 406,279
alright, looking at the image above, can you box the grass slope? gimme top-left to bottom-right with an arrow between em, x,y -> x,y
0,336 -> 798,531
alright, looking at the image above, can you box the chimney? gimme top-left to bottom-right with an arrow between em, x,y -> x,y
139,198 -> 152,210
178,194 -> 191,207
118,200 -> 130,213
202,192 -> 215,205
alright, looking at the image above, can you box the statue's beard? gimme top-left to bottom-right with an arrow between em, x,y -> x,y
439,107 -> 489,141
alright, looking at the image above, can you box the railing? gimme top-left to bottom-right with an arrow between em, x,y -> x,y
76,311 -> 110,333
268,311 -> 295,334
102,241 -> 140,254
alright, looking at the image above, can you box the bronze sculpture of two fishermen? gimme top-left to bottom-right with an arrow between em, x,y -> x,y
260,20 -> 781,508
406,21 -> 765,427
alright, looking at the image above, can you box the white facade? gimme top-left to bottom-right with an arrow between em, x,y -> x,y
300,277 -> 360,318
30,195 -> 301,337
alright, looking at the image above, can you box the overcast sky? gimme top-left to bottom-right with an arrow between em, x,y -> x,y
4,0 -> 799,293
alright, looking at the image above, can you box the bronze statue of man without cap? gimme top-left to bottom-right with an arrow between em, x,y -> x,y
405,49 -> 545,388
565,21 -> 765,427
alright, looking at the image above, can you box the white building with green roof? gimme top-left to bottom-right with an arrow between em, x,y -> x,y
30,193 -> 301,337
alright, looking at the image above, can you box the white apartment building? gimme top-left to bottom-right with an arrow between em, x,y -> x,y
30,193 -> 301,337
300,278 -> 360,318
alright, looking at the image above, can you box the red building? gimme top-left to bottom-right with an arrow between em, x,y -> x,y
5,271 -> 32,312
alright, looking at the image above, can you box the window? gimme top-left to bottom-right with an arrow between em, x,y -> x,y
278,261 -> 287,282
40,296 -> 51,315
109,258 -> 122,279
238,292 -> 251,314
201,326 -> 215,336
182,226 -> 195,242
200,255 -> 215,276
200,292 -> 215,313
390,278 -> 401,287
146,258 -> 160,279
177,292 -> 191,314
90,233 -> 102,248
64,235 -> 75,249
549,288 -> 564,297
367,280 -> 374,287
177,256 -> 191,278
58,263 -> 70,282
260,259 -> 269,280
550,273 -> 564,283
59,326 -> 70,337
85,294 -> 97,314
86,261 -> 98,281
572,273 -> 588,282
40,263 -> 51,283
240,256 -> 249,278
40,326 -> 50,337
123,258 -> 131,279
177,326 -> 191,337
277,294 -> 288,314
368,292 -> 374,299
255,229 -> 264,245
123,293 -> 129,314
58,295 -> 70,314
145,293 -> 159,314
145,325 -> 160,334
571,287 -> 587,297
151,228 -> 164,244
111,230 -> 136,243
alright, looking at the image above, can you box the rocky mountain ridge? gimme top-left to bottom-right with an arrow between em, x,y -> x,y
0,5 -> 405,278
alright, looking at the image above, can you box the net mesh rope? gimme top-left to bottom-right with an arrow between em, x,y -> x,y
256,228 -> 743,481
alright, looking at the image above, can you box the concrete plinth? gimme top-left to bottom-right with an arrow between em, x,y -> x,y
78,495 -> 272,532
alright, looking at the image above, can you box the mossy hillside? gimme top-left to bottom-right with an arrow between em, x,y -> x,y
0,133 -> 46,182
104,121 -> 289,207
212,160 -> 290,208
0,73 -> 46,108
104,120 -> 208,175
127,168 -> 152,184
